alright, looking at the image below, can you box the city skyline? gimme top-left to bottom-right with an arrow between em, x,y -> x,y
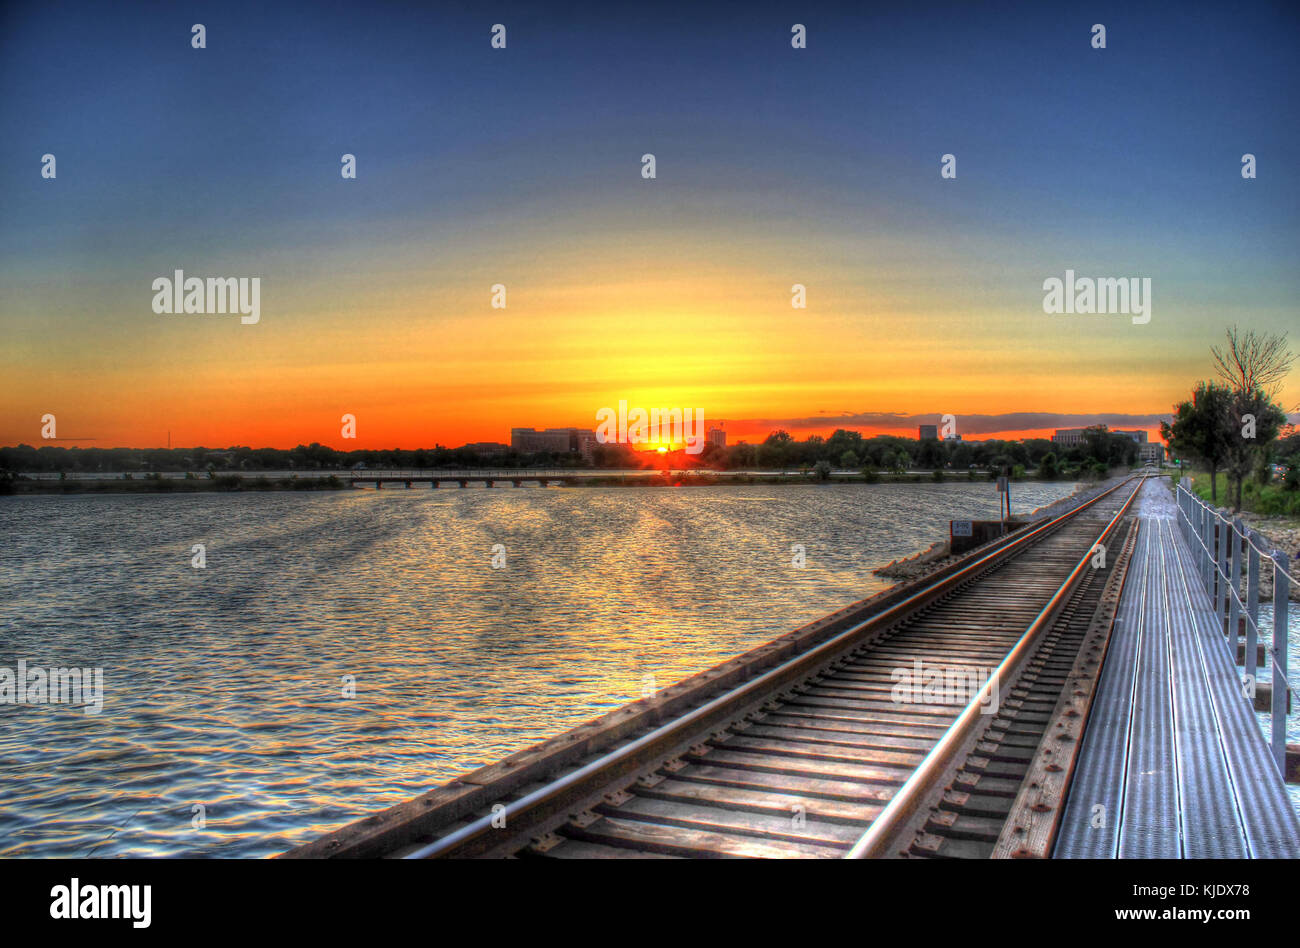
2,412 -> 1189,453
11,405 -> 1294,453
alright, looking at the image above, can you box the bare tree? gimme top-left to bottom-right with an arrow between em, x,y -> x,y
1211,326 -> 1295,398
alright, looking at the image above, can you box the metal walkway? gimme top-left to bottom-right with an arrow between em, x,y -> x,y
1056,480 -> 1300,858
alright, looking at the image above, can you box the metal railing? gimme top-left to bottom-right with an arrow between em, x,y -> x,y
1176,483 -> 1295,775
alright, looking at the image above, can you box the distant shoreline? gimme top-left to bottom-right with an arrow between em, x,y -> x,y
2,470 -> 1101,495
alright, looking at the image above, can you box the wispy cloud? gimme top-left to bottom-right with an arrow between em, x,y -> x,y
740,411 -> 1172,436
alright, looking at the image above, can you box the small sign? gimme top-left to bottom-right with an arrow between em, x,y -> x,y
952,520 -> 973,537
996,476 -> 1009,493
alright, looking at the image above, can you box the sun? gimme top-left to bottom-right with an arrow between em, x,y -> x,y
656,446 -> 668,454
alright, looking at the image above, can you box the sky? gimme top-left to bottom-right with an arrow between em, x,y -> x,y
2,0 -> 1298,449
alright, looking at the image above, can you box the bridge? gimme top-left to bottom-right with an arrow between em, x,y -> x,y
283,475 -> 1299,859
342,468 -> 924,488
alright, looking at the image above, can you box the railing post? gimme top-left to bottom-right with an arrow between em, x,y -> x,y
1217,511 -> 1231,632
1209,508 -> 1217,600
1196,501 -> 1206,593
1230,517 -> 1243,646
1271,550 -> 1290,775
1247,531 -> 1260,676
1202,505 -> 1215,597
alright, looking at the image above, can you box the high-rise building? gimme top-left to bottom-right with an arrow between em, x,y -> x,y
707,426 -> 727,449
918,424 -> 938,440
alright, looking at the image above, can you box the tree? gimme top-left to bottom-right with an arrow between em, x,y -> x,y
1210,327 -> 1295,511
1162,382 -> 1235,504
1222,388 -> 1287,510
812,459 -> 832,481
917,437 -> 945,469
760,430 -> 794,471
1038,451 -> 1059,479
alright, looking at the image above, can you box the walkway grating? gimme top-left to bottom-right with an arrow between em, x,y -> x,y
1055,480 -> 1300,858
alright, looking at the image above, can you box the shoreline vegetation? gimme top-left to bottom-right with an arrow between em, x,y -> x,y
1,468 -> 1107,495
0,425 -> 1147,494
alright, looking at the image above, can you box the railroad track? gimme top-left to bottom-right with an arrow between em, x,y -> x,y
285,476 -> 1145,859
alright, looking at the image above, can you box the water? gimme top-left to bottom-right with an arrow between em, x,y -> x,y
0,480 -> 1081,858
1246,604 -> 1300,811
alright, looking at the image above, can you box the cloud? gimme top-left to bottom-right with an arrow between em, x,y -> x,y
741,411 -> 1171,436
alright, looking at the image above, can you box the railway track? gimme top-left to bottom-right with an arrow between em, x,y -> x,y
285,476 -> 1145,859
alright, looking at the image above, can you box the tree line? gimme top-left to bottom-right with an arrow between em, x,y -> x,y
2,427 -> 1139,478
690,427 -> 1137,478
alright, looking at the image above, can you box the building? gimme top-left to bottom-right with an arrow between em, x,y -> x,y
1113,429 -> 1149,444
918,425 -> 938,440
1053,424 -> 1160,462
707,426 -> 727,449
462,442 -> 509,456
1139,442 -> 1165,465
510,428 -> 597,460
1052,425 -> 1106,447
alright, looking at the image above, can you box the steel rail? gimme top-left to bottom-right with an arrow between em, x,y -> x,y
1112,520 -> 1151,857
404,475 -> 1140,859
845,475 -> 1144,858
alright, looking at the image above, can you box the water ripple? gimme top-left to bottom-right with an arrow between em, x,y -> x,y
0,481 -> 1080,856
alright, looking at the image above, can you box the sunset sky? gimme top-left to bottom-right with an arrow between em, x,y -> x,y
2,0 -> 1297,449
